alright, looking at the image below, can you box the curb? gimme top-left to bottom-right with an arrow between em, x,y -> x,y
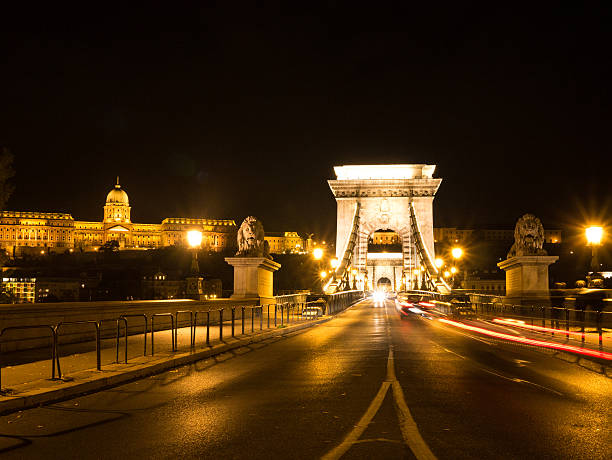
0,314 -> 337,416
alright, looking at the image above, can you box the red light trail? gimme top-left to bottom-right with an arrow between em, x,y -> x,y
438,318 -> 612,360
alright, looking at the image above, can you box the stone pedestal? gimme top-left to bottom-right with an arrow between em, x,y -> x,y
186,276 -> 204,300
497,256 -> 558,299
225,257 -> 281,304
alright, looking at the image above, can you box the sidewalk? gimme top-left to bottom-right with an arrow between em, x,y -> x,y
0,311 -> 329,415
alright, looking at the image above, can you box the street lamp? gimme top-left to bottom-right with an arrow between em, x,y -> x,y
186,230 -> 203,300
313,247 -> 324,260
187,230 -> 202,274
586,226 -> 603,274
451,247 -> 463,289
320,270 -> 328,279
451,247 -> 463,260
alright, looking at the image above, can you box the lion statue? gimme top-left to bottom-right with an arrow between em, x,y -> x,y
236,216 -> 271,259
507,213 -> 547,258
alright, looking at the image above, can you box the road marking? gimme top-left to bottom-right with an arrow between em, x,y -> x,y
321,381 -> 391,460
322,304 -> 437,460
431,340 -> 563,396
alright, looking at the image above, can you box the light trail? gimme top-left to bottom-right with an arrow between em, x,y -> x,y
492,318 -> 586,338
439,318 -> 612,360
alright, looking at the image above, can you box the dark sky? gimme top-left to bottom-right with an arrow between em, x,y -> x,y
1,2 -> 610,242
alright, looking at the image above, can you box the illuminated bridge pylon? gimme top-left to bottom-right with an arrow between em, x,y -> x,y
326,164 -> 450,295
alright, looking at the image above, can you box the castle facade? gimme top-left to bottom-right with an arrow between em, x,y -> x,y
0,179 -> 236,255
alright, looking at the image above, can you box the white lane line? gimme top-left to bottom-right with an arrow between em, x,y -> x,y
388,347 -> 437,460
431,340 -> 564,396
320,381 -> 391,460
322,306 -> 437,460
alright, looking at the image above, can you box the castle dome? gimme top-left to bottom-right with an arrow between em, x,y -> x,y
106,177 -> 129,205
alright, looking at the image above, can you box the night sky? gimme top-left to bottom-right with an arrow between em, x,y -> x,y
1,3 -> 610,242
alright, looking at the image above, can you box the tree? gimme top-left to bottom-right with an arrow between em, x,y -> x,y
0,148 -> 15,210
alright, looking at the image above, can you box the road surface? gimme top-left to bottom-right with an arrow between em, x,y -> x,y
0,299 -> 610,459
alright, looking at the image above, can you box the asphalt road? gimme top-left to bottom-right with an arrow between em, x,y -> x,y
0,299 -> 610,459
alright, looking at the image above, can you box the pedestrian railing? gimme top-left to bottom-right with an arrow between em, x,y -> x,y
425,294 -> 612,352
151,313 -> 175,355
120,314 -> 148,356
0,296 -> 365,392
0,325 -> 58,393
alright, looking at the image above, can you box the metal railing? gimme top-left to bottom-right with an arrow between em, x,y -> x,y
0,325 -> 58,392
151,313 -> 175,355
0,296 -> 365,391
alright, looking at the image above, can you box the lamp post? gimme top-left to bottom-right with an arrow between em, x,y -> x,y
434,258 -> 444,286
186,230 -> 203,299
313,247 -> 324,293
451,247 -> 463,289
450,266 -> 458,289
330,257 -> 339,285
586,226 -> 603,275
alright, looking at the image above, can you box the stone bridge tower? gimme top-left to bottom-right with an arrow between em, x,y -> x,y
328,165 -> 442,291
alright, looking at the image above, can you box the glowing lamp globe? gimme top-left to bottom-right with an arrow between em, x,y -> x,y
451,247 -> 463,260
586,226 -> 603,245
330,258 -> 339,269
319,270 -> 328,279
435,258 -> 444,269
187,230 -> 203,248
313,247 -> 324,260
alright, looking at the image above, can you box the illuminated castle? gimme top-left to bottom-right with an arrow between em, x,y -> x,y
0,178 -> 236,255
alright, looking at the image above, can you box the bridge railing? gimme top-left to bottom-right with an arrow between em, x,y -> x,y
0,299 -> 341,392
407,290 -> 612,351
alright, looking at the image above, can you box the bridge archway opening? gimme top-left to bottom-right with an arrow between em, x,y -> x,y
376,277 -> 392,292
368,229 -> 402,253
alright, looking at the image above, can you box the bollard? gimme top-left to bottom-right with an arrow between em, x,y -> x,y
275,305 -> 278,327
232,307 -> 236,337
565,309 -> 570,339
260,306 -> 263,330
251,308 -> 254,332
241,307 -> 245,335
219,309 -> 224,341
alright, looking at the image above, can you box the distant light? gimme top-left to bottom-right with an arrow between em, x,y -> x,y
313,247 -> 324,260
330,258 -> 339,269
373,291 -> 386,303
443,271 -> 451,278
40,250 -> 45,255
319,270 -> 327,279
435,258 -> 444,268
451,247 -> 463,260
450,266 -> 457,274
586,226 -> 603,245
187,230 -> 202,248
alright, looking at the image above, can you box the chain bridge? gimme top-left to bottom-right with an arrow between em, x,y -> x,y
325,164 -> 450,294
